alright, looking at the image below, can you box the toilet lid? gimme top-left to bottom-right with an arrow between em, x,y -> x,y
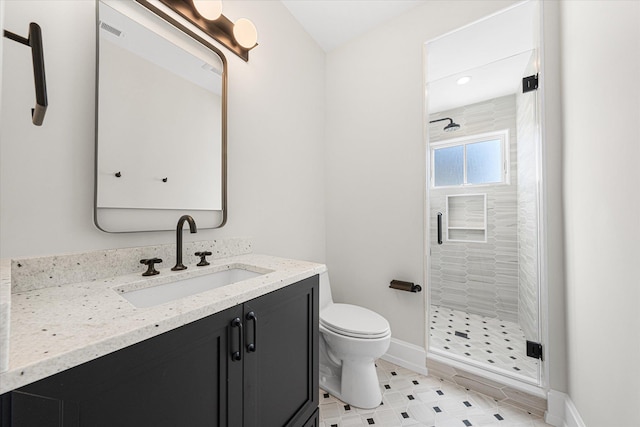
320,303 -> 390,339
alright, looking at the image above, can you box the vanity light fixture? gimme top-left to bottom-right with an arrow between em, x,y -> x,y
192,0 -> 222,21
232,18 -> 258,49
193,0 -> 258,49
135,0 -> 258,62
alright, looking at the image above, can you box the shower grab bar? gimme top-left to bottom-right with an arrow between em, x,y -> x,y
437,212 -> 443,245
3,23 -> 48,126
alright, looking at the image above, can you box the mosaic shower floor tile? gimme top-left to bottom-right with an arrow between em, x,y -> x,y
319,359 -> 551,427
429,305 -> 539,379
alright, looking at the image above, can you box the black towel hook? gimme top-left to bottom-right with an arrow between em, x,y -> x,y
3,23 -> 48,126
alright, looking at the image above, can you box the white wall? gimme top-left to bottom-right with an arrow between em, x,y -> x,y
325,1 -> 520,347
561,1 -> 640,425
0,1 -> 326,263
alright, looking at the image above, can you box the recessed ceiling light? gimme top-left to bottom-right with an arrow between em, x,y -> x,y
457,76 -> 472,85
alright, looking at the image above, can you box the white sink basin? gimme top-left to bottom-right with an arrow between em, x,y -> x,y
120,268 -> 264,308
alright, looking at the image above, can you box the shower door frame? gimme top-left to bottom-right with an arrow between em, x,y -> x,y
422,0 -> 549,394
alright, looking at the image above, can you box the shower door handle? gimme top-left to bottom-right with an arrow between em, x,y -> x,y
437,212 -> 443,245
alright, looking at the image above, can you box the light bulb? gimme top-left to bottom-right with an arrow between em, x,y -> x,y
193,0 -> 222,21
233,18 -> 257,49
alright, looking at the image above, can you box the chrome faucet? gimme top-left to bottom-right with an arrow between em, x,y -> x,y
172,215 -> 197,271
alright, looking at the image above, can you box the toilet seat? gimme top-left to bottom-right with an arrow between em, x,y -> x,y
320,303 -> 390,339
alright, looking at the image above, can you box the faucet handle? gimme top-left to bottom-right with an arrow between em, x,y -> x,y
140,258 -> 163,276
195,251 -> 212,266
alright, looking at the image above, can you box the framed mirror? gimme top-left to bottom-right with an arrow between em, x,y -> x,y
95,0 -> 226,232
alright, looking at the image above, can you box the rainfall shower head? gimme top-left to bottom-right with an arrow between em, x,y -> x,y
429,117 -> 461,132
443,120 -> 460,132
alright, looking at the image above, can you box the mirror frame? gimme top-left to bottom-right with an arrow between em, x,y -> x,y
94,0 -> 227,233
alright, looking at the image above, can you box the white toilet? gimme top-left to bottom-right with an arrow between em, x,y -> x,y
319,271 -> 391,409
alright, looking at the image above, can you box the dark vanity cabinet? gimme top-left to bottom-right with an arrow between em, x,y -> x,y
0,275 -> 319,427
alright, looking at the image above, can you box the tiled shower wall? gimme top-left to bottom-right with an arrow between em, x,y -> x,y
429,95 -> 519,322
516,52 -> 539,341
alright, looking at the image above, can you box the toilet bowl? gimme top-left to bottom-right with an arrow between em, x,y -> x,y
319,272 -> 391,409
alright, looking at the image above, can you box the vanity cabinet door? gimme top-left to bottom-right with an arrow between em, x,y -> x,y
301,408 -> 320,427
242,275 -> 319,427
3,304 -> 243,427
1,391 -> 76,427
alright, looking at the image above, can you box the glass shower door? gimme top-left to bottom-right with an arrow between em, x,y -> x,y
425,43 -> 543,385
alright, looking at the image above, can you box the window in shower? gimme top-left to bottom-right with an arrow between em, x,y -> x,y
432,129 -> 509,188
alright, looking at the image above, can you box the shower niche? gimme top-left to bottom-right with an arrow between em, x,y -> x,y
425,0 -> 545,387
446,194 -> 487,243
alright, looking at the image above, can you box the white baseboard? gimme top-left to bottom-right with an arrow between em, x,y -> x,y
564,395 -> 587,427
546,390 -> 567,427
545,390 -> 586,427
380,338 -> 428,376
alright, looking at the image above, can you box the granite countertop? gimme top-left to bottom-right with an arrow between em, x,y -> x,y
0,253 -> 325,394
0,259 -> 10,374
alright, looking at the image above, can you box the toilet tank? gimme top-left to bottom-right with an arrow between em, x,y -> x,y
319,271 -> 333,311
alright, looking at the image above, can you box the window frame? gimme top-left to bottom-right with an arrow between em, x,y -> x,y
430,129 -> 510,188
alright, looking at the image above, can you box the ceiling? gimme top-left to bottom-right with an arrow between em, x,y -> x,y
426,1 -> 536,113
281,0 -> 427,52
280,0 -> 536,114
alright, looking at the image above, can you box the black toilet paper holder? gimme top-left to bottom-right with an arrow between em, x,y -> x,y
389,280 -> 422,293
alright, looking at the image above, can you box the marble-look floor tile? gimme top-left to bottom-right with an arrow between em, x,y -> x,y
429,305 -> 539,379
319,360 -> 551,427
